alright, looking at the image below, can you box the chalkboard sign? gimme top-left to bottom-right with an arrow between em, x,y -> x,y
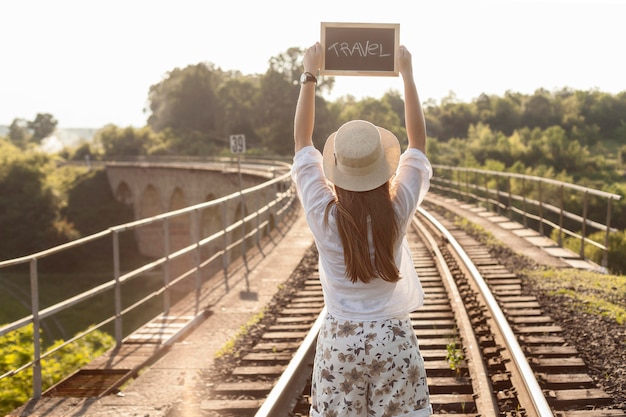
321,22 -> 399,76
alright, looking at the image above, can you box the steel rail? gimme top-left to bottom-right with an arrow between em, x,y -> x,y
254,306 -> 327,417
417,206 -> 555,417
411,214 -> 499,416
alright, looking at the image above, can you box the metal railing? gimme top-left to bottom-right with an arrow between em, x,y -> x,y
0,159 -> 297,400
430,165 -> 622,269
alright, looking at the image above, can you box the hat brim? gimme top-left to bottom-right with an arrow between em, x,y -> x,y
322,126 -> 401,192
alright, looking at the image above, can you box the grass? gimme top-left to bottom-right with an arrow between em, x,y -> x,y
214,309 -> 266,359
445,338 -> 464,376
445,208 -> 626,326
524,268 -> 626,325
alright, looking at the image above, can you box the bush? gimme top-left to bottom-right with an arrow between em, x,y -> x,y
0,325 -> 114,415
557,229 -> 626,275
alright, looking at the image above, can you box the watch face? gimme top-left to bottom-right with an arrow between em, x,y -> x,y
300,73 -> 307,83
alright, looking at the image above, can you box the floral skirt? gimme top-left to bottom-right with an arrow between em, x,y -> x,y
310,312 -> 432,417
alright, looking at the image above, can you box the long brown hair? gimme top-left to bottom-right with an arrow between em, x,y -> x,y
325,182 -> 400,283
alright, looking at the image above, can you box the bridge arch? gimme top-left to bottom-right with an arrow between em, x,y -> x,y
138,185 -> 162,257
115,181 -> 133,205
105,163 -> 281,260
169,187 -> 190,252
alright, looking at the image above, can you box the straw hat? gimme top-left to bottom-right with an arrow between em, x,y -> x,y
322,120 -> 401,192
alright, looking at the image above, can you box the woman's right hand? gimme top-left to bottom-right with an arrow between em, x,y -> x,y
398,45 -> 414,80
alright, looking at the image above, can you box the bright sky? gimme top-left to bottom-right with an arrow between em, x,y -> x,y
1,0 -> 625,129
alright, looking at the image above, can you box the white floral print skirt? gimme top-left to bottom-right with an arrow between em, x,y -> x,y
310,312 -> 432,417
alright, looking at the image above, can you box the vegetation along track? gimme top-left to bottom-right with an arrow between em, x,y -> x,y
201,206 -> 625,417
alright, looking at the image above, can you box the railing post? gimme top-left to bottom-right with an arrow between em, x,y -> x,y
538,181 -> 544,235
163,218 -> 171,316
558,185 -> 564,247
192,209 -> 201,313
603,197 -> 613,269
581,191 -> 589,259
113,230 -> 122,346
29,258 -> 42,399
240,192 -> 249,273
269,181 -> 277,236
495,176 -> 501,215
255,189 -> 261,250
484,173 -> 490,211
522,177 -> 528,227
507,177 -> 512,220
465,170 -> 470,201
222,200 -> 229,290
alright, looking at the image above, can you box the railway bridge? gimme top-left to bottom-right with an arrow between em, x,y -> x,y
105,159 -> 283,259
1,160 -> 622,417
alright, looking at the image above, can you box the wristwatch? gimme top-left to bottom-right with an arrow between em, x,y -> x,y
300,72 -> 317,84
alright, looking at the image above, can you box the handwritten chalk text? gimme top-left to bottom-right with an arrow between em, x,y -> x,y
326,41 -> 392,59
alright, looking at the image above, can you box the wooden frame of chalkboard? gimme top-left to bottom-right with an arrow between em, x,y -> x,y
321,22 -> 400,76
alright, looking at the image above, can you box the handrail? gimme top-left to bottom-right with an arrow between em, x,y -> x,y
430,164 -> 622,269
0,159 -> 297,400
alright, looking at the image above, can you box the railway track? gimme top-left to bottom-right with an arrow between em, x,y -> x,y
201,206 -> 624,417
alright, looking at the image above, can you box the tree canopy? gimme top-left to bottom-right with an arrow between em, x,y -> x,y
1,45 -> 625,263
7,113 -> 58,148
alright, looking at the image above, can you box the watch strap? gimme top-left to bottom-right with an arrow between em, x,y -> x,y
301,72 -> 317,84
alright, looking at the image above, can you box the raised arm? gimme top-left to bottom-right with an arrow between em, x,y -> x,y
398,45 -> 426,153
294,42 -> 323,153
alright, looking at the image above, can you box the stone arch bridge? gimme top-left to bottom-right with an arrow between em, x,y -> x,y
104,160 -> 288,260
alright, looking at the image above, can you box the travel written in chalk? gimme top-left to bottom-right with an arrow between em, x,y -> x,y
321,22 -> 399,76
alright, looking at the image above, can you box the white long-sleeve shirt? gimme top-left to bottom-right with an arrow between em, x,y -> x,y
291,146 -> 433,321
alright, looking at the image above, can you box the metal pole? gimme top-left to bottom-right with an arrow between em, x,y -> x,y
581,191 -> 588,259
113,231 -> 122,346
507,177 -> 512,220
255,190 -> 262,251
522,178 -> 528,228
538,181 -> 544,235
237,157 -> 252,297
465,170 -> 470,201
558,185 -> 564,247
163,218 -> 171,315
603,197 -> 613,269
495,176 -> 501,215
237,155 -> 249,274
222,201 -> 229,290
29,258 -> 42,399
192,209 -> 201,313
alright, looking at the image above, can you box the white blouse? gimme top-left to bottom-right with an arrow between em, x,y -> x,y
291,146 -> 433,321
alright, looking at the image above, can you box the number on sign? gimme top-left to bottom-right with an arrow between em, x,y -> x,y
230,134 -> 246,154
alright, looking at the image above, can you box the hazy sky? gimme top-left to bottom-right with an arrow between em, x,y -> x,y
1,0 -> 625,128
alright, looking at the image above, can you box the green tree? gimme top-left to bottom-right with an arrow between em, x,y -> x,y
522,89 -> 558,130
147,63 -> 221,144
486,93 -> 522,135
427,92 -> 479,141
215,76 -> 260,150
8,118 -> 30,148
618,144 -> 626,170
585,91 -> 626,139
540,126 -> 590,173
0,324 -> 114,415
254,69 -> 297,155
254,47 -> 304,155
96,125 -> 157,157
28,113 -> 58,144
0,141 -> 61,260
